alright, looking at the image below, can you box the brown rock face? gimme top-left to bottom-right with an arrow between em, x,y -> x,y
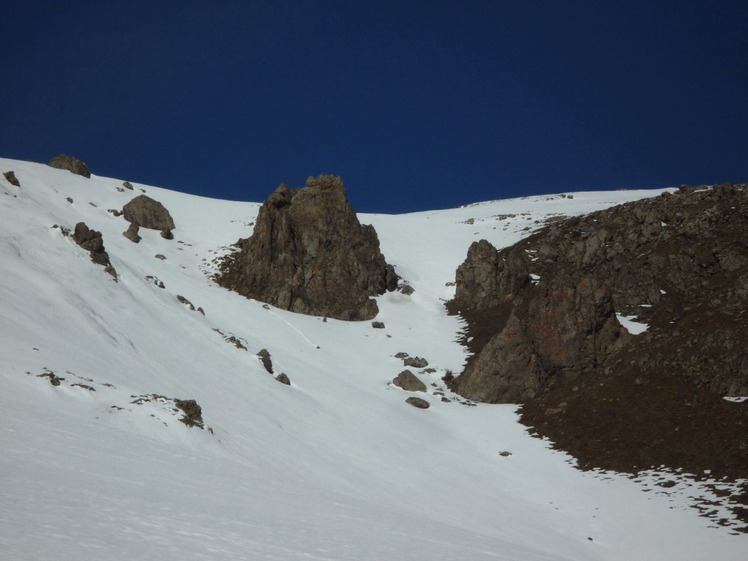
450,183 -> 748,403
47,155 -> 91,178
72,222 -> 117,279
447,184 -> 748,513
217,175 -> 398,320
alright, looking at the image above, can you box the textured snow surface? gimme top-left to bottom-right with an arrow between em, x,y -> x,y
1,158 -> 744,560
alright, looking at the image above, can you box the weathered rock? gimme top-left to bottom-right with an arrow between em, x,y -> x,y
72,222 -> 117,279
3,170 -> 20,186
449,183 -> 748,405
405,397 -> 430,409
47,154 -> 91,178
122,195 -> 175,231
216,175 -> 399,320
392,370 -> 427,392
400,283 -> 415,295
123,181 -> 134,190
176,295 -> 195,310
160,229 -> 174,240
276,373 -> 291,385
257,349 -> 273,373
403,356 -> 429,368
174,399 -> 204,428
123,222 -> 141,243
371,321 -> 385,329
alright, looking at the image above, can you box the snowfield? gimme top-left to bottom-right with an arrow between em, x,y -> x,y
1,157 -> 744,560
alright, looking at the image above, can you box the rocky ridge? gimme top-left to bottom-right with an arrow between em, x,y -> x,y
447,183 -> 748,523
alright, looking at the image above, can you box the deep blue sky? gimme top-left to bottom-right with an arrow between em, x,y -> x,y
2,1 -> 747,213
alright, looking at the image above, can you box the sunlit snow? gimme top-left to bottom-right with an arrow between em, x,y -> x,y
1,158 -> 744,560
616,313 -> 650,335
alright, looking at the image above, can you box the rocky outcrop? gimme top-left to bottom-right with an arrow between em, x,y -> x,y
72,222 -> 117,279
449,183 -> 748,403
447,183 -> 748,500
122,195 -> 175,232
47,155 -> 91,178
174,399 -> 204,428
217,175 -> 398,320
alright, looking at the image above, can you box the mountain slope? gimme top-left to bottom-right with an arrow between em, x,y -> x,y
1,157 -> 745,560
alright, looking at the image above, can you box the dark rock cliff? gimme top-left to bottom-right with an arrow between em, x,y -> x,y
447,184 -> 748,498
217,175 -> 398,320
449,183 -> 747,403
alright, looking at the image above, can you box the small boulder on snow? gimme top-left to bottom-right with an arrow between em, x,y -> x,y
123,222 -> 141,243
392,370 -> 427,392
3,170 -> 20,187
405,396 -> 430,409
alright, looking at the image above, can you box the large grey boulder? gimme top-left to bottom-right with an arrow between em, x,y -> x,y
122,195 -> 175,231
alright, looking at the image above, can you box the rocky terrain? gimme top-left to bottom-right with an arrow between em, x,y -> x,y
2,155 -> 747,558
217,174 -> 399,320
447,183 -> 748,526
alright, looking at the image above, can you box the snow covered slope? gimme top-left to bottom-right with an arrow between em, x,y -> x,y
1,157 -> 744,560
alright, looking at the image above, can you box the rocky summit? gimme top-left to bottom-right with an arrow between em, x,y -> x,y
217,175 -> 398,320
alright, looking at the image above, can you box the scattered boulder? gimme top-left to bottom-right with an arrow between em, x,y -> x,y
403,356 -> 429,368
400,283 -> 415,295
216,175 -> 399,320
47,154 -> 91,178
160,229 -> 174,240
392,370 -> 427,392
122,194 -> 175,231
123,222 -> 141,243
371,321 -> 385,329
276,373 -> 291,385
123,181 -> 134,190
72,222 -> 117,279
405,396 -> 430,409
176,295 -> 195,310
174,399 -> 204,428
108,208 -> 123,217
37,371 -> 63,386
257,349 -> 273,373
3,171 -> 20,187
